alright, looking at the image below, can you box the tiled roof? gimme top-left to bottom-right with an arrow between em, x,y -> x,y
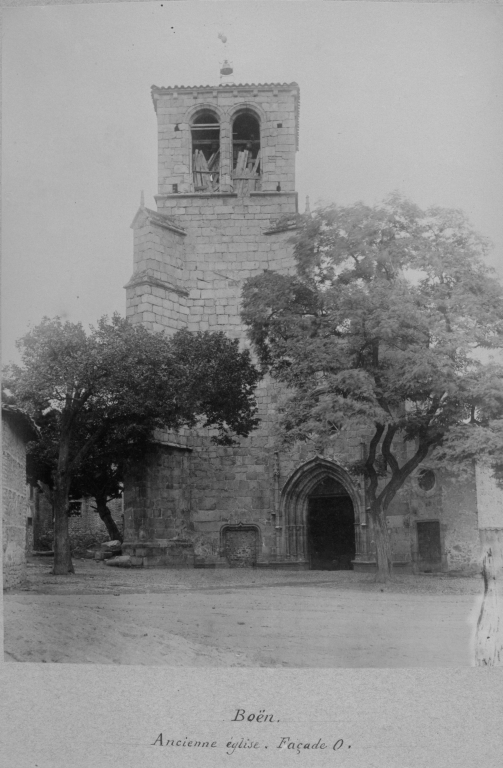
144,207 -> 185,231
264,213 -> 301,235
130,205 -> 187,234
2,404 -> 39,441
151,82 -> 299,90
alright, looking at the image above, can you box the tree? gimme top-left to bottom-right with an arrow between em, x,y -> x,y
25,411 -> 147,543
6,314 -> 260,574
241,195 -> 503,582
66,419 -> 153,544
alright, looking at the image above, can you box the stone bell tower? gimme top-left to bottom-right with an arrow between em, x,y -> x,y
153,78 -> 299,196
122,72 -> 478,575
125,75 -> 300,334
122,71 -> 301,567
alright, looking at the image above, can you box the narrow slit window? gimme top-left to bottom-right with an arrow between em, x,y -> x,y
232,112 -> 261,193
191,111 -> 220,192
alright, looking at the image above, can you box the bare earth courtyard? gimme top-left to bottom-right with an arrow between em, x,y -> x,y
3,557 -> 481,667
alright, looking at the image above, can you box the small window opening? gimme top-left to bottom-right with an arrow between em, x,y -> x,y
191,111 -> 220,192
232,112 -> 261,193
68,500 -> 83,516
418,469 -> 436,492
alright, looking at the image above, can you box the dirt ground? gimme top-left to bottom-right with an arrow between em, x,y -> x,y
3,556 -> 482,667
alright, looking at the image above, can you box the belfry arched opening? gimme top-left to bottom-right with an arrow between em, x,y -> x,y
307,477 -> 355,570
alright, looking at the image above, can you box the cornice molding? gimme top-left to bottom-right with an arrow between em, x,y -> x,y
124,273 -> 189,297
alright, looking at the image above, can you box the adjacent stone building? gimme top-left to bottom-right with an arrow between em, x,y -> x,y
34,492 -> 123,552
122,73 -> 481,574
2,406 -> 37,589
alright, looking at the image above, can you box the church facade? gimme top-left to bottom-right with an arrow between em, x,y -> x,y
122,77 -> 481,574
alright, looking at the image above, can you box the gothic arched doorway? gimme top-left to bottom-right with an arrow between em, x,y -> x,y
279,457 -> 365,567
307,477 -> 355,570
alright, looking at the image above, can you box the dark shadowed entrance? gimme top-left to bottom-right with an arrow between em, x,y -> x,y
416,520 -> 442,572
307,477 -> 355,570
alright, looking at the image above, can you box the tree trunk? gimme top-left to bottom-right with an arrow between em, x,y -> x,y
474,529 -> 503,666
95,496 -> 123,542
52,479 -> 74,575
370,504 -> 393,583
52,426 -> 74,575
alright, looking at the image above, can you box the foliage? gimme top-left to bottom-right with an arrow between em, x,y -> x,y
241,194 -> 503,578
7,314 -> 260,444
6,314 -> 260,572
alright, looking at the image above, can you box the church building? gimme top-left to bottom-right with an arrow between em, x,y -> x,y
122,66 -> 483,574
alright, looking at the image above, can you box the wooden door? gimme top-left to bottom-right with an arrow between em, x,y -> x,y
416,521 -> 442,570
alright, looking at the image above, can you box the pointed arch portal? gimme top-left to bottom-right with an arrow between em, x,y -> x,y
279,458 -> 366,568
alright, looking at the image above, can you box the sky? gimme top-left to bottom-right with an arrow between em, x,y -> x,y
3,1 -> 503,364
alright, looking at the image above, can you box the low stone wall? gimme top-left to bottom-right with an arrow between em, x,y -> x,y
122,539 -> 194,568
34,495 -> 123,552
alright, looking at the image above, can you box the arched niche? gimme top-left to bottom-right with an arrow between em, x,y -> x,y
232,110 -> 261,169
220,523 -> 261,567
189,108 -> 221,192
229,104 -> 265,192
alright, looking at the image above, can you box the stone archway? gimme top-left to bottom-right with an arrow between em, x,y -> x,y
279,457 -> 366,565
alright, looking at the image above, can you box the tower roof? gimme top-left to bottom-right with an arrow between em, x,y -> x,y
2,404 -> 39,442
151,82 -> 299,92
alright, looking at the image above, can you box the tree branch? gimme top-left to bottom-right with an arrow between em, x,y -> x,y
366,423 -> 385,502
67,422 -> 109,475
370,339 -> 392,416
381,424 -> 399,475
378,438 -> 433,510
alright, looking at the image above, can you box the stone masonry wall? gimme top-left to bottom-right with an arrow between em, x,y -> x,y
68,498 -> 123,538
34,491 -> 123,550
126,193 -> 297,339
124,187 -> 300,561
123,446 -> 192,543
364,461 -> 479,573
440,472 -> 479,573
475,464 -> 503,529
159,193 -> 296,337
153,83 -> 299,194
2,418 -> 29,589
126,209 -> 189,334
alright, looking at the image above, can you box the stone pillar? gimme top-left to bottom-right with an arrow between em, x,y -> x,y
360,517 -> 370,558
219,119 -> 232,193
354,520 -> 362,558
123,444 -> 194,567
272,451 -> 280,559
298,523 -> 306,561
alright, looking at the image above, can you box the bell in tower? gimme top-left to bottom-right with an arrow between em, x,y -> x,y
220,59 -> 234,81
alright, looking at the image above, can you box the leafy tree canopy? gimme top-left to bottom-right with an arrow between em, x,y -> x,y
7,314 -> 259,445
5,314 -> 260,571
241,194 -> 503,578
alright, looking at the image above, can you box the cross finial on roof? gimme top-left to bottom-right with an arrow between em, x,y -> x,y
140,190 -> 145,207
305,195 -> 311,214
